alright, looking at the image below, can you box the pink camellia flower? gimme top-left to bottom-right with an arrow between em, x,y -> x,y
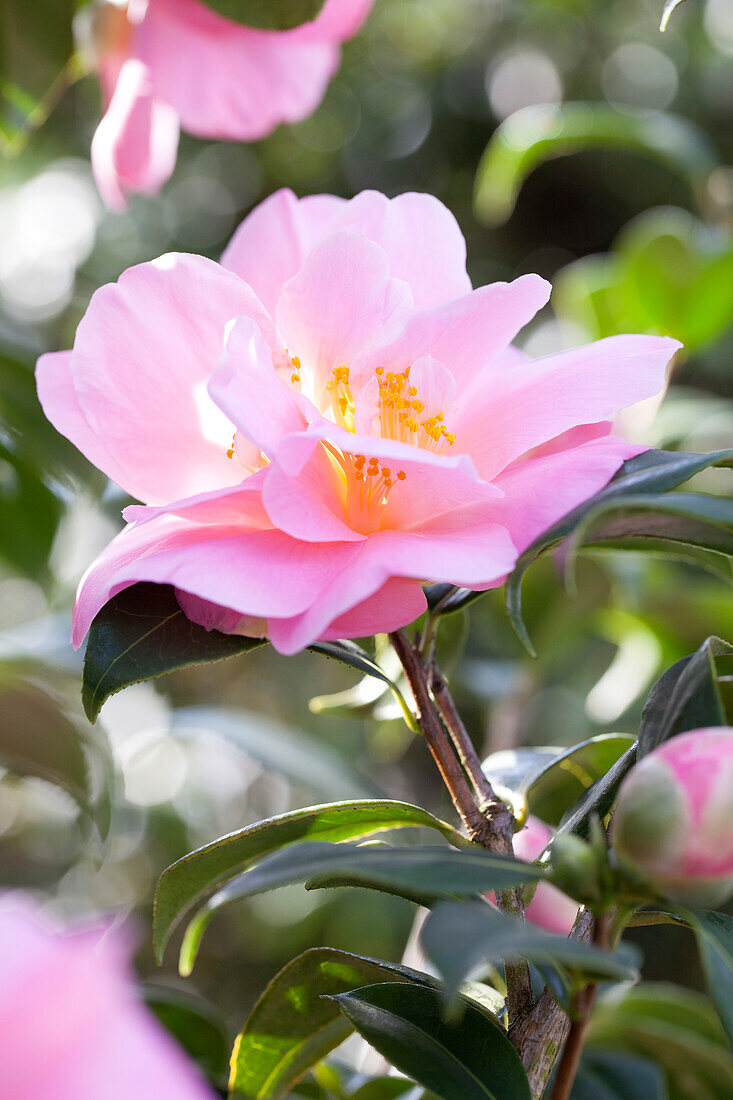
86,0 -> 374,209
612,727 -> 733,908
36,189 -> 680,655
0,894 -> 215,1100
487,816 -> 578,935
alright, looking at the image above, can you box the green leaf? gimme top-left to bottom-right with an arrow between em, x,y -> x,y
421,901 -> 640,996
686,910 -> 733,1046
523,735 -> 635,826
83,585 -> 413,727
570,1049 -> 668,1099
566,494 -> 733,584
474,103 -> 716,228
331,982 -> 532,1100
229,949 -> 436,1099
553,208 -> 733,354
505,449 -> 733,655
588,983 -> 733,1100
153,800 -> 465,963
144,985 -> 230,1085
637,636 -> 733,757
182,842 -> 543,973
205,839 -> 544,908
0,674 -> 115,836
82,584 -> 267,723
200,0 -> 325,30
556,744 -> 637,839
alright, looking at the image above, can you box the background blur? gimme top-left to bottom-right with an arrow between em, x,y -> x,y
1,0 -> 732,1082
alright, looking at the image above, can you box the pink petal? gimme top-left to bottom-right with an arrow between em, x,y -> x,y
0,898 -> 213,1100
221,189 -> 347,316
91,58 -> 179,211
319,576 -> 427,640
72,512 -> 362,648
263,449 -> 366,543
455,334 -> 680,481
268,520 -> 516,654
222,189 -> 468,316
491,432 -> 642,553
323,190 -> 472,310
275,232 -> 413,401
351,275 -> 551,392
53,254 -> 274,504
208,315 -> 305,458
134,0 -> 340,141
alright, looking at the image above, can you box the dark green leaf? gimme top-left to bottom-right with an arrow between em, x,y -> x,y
421,901 -> 640,996
588,983 -> 733,1100
82,584 -> 266,723
331,982 -> 532,1100
505,449 -> 733,654
182,842 -> 543,973
687,910 -> 733,1046
523,735 -> 635,826
229,949 -> 435,1099
556,745 -> 637,839
83,585 -> 412,726
570,1049 -> 668,1099
206,840 -> 543,907
637,636 -> 733,757
200,0 -> 326,30
144,985 -> 229,1084
153,800 -> 465,963
474,104 -> 716,228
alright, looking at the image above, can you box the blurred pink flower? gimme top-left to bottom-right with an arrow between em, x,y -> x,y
0,895 -> 215,1100
488,816 -> 578,935
612,726 -> 733,908
87,0 -> 374,209
37,189 -> 679,654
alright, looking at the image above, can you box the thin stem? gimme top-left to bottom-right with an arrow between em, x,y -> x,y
389,629 -> 534,1023
548,912 -> 610,1100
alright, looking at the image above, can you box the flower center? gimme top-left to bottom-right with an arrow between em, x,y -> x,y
324,443 -> 407,534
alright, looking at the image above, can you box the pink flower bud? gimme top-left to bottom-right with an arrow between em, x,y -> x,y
612,727 -> 733,908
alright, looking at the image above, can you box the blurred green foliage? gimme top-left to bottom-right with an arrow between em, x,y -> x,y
0,0 -> 731,1093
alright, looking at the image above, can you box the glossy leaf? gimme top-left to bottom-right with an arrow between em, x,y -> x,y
201,0 -> 326,30
687,910 -> 733,1046
229,949 -> 435,1099
524,735 -> 635,826
82,583 -> 267,722
474,103 -> 716,227
660,0 -> 689,32
504,449 -> 733,654
421,901 -> 640,996
570,1049 -> 668,1099
556,744 -> 637,839
83,584 -> 412,725
331,982 -> 532,1100
566,494 -> 733,584
153,799 -> 465,963
637,636 -> 733,757
205,840 -> 543,908
588,983 -> 733,1100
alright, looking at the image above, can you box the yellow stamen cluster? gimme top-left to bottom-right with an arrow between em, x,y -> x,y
375,366 -> 456,449
290,354 -> 301,387
352,453 -> 407,491
325,364 -> 355,430
226,431 -> 236,460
